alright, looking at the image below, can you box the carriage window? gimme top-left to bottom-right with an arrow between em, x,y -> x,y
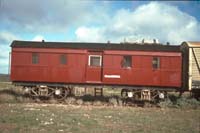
32,53 -> 39,64
60,54 -> 67,65
89,55 -> 102,67
152,57 -> 160,69
122,56 -> 132,68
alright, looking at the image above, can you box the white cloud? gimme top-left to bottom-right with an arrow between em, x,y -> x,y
0,0 -> 107,33
0,32 -> 18,44
0,32 -> 19,74
0,46 -> 11,74
75,26 -> 105,42
75,2 -> 200,44
32,35 -> 45,41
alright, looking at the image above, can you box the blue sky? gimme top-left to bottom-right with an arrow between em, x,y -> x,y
0,0 -> 200,74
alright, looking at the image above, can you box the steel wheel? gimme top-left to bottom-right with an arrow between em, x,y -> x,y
121,89 -> 128,98
54,88 -> 68,100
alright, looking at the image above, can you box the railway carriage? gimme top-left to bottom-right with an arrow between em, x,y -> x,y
10,40 -> 200,100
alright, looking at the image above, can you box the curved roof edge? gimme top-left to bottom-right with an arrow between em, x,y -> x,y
182,41 -> 200,48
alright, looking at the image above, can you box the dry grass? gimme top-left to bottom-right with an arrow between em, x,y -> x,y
0,74 -> 10,82
0,82 -> 200,132
0,103 -> 199,133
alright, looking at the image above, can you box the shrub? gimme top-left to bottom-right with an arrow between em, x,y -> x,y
35,98 -> 41,103
158,97 -> 200,109
16,96 -> 24,103
23,97 -> 32,103
158,99 -> 173,108
76,99 -> 83,105
176,97 -> 200,109
49,98 -> 58,104
84,101 -> 92,106
65,97 -> 76,105
81,95 -> 95,102
0,93 -> 16,103
93,100 -> 102,106
118,98 -> 123,106
109,97 -> 118,106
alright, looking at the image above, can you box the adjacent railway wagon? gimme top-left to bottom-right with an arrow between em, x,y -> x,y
10,41 -> 200,100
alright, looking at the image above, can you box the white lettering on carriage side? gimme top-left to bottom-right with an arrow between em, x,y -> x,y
104,75 -> 121,78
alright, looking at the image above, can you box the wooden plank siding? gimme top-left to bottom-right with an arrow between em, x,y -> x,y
192,48 -> 200,81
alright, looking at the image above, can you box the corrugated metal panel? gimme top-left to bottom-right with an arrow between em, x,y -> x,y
192,48 -> 200,80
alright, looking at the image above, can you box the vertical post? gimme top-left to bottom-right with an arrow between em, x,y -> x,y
8,52 -> 11,75
94,88 -> 96,97
84,87 -> 87,95
188,48 -> 192,91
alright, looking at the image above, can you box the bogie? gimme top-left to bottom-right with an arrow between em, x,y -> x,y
24,86 -> 71,100
121,88 -> 167,101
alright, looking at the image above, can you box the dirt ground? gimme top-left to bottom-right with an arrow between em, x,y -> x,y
0,82 -> 200,133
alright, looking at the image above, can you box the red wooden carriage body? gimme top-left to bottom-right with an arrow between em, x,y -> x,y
10,41 -> 182,89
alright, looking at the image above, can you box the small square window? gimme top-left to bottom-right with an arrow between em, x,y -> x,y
89,55 -> 102,67
32,53 -> 39,64
122,56 -> 132,68
152,57 -> 160,69
60,54 -> 67,65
